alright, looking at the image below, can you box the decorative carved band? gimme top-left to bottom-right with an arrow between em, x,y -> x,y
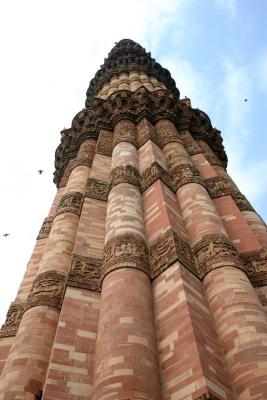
205,176 -> 254,212
205,176 -> 233,199
26,271 -> 67,311
180,132 -> 202,156
156,120 -> 182,148
141,162 -> 174,192
37,217 -> 54,240
196,394 -> 220,400
96,130 -> 113,157
113,120 -> 137,148
149,229 -> 196,278
170,163 -> 204,192
70,156 -> 93,170
231,192 -> 254,212
68,254 -> 102,292
109,165 -> 141,191
240,249 -> 267,287
137,119 -> 160,149
0,301 -> 25,338
85,178 -> 109,201
102,233 -> 149,279
193,234 -> 245,279
56,192 -> 84,216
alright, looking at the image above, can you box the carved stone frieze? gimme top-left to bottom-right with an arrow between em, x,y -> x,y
37,217 -> 54,240
26,271 -> 67,311
197,140 -> 225,167
196,394 -> 220,400
180,132 -> 202,155
114,120 -> 137,148
96,129 -> 113,157
85,178 -> 109,201
102,233 -> 149,279
109,165 -> 140,191
149,229 -> 197,278
240,249 -> 267,287
193,234 -> 245,278
137,118 -> 159,148
141,162 -> 174,192
56,192 -> 84,216
155,119 -> 182,148
58,167 -> 72,188
170,163 -> 204,192
232,192 -> 254,212
0,301 -> 25,337
68,254 -> 103,292
205,176 -> 233,199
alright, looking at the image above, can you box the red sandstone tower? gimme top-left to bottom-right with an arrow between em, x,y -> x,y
0,39 -> 267,400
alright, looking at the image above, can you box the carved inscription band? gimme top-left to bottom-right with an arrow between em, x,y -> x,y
25,271 -> 67,312
68,254 -> 103,292
102,233 -> 149,280
241,249 -> 267,287
113,120 -> 137,148
193,234 -> 245,279
0,301 -> 25,338
85,178 -> 109,201
109,165 -> 141,191
205,176 -> 254,212
37,216 -> 54,240
56,191 -> 84,216
149,228 -> 197,278
170,163 -> 204,192
141,162 -> 174,193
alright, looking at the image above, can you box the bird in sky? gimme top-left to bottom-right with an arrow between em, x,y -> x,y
38,170 -> 43,174
244,99 -> 248,102
3,233 -> 10,237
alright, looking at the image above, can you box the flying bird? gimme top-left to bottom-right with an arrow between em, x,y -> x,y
3,233 -> 10,237
244,99 -> 248,102
38,170 -> 43,174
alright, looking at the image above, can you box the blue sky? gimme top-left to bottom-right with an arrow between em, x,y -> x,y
0,0 -> 266,324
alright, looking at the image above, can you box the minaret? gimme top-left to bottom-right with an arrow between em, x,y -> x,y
0,39 -> 267,400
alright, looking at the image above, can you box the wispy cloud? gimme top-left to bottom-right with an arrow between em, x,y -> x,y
257,50 -> 267,92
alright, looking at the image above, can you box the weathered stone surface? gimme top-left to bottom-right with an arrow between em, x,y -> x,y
68,254 -> 102,291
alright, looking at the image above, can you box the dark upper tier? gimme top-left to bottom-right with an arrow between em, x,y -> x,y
85,39 -> 180,107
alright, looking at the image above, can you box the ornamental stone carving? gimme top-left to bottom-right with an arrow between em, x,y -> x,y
137,119 -> 159,148
231,192 -> 254,212
68,254 -> 102,292
56,192 -> 84,216
170,163 -> 204,192
96,130 -> 113,157
37,217 -> 54,240
114,120 -> 137,148
85,178 -> 109,201
156,120 -> 181,148
149,229 -> 196,278
26,271 -> 67,311
205,176 -> 233,199
180,132 -> 202,155
102,233 -> 149,279
0,301 -> 25,338
240,249 -> 267,287
196,394 -> 220,400
141,162 -> 174,193
109,165 -> 140,191
193,234 -> 245,278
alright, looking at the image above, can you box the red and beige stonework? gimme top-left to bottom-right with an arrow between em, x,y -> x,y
1,39 -> 267,399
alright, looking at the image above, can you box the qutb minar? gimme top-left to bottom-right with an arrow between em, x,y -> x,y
0,39 -> 267,399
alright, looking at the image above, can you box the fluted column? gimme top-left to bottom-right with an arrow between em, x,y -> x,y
156,119 -> 267,400
0,140 -> 95,399
92,120 -> 161,400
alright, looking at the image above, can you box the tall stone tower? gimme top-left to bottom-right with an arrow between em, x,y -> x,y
0,39 -> 267,400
